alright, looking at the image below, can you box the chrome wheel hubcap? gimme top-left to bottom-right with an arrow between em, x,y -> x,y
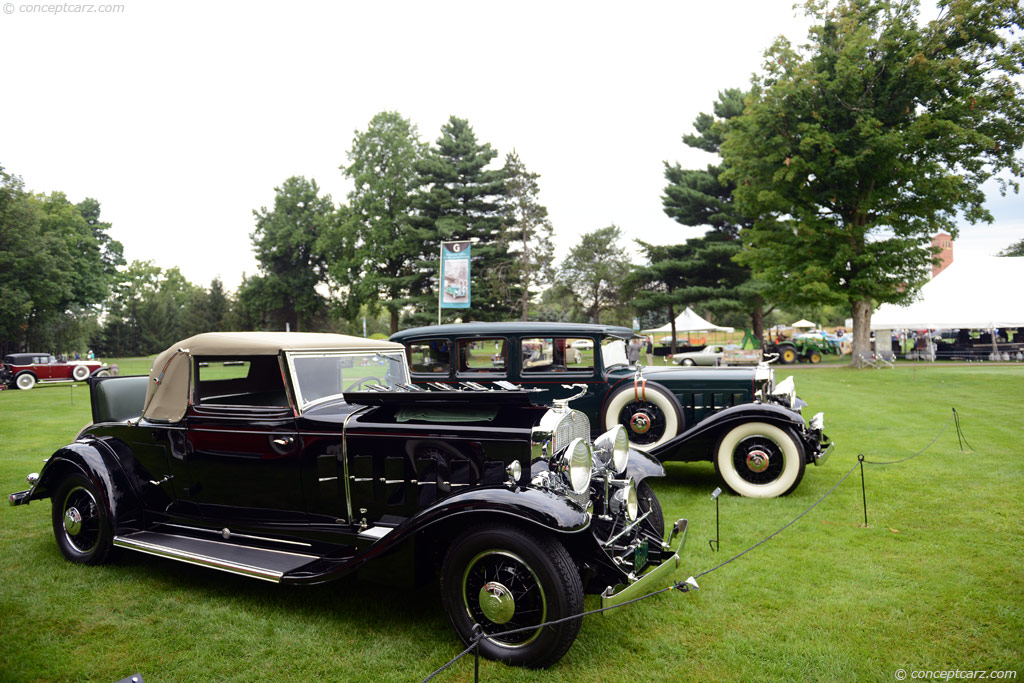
478,581 -> 516,624
746,449 -> 770,473
63,507 -> 83,536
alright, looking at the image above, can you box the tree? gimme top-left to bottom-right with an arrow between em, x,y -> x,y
626,235 -> 745,353
560,226 -> 631,324
502,151 -> 555,321
336,111 -> 426,333
721,0 -> 1024,363
410,116 -> 512,323
250,176 -> 334,331
662,90 -> 774,341
997,237 -> 1024,256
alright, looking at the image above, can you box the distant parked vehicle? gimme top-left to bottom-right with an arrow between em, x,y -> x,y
669,344 -> 736,366
1,353 -> 114,391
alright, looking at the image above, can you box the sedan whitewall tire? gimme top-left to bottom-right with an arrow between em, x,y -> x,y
715,421 -> 805,498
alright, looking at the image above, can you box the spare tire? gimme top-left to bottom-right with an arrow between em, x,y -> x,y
602,381 -> 683,452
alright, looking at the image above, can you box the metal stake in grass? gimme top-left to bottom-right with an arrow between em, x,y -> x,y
709,487 -> 722,552
858,454 -> 868,527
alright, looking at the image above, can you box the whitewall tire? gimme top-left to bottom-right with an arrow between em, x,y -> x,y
714,421 -> 805,498
602,382 -> 682,452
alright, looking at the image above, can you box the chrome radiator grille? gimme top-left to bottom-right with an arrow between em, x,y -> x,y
551,409 -> 590,455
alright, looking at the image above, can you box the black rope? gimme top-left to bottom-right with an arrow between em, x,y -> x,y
861,408 -> 954,465
693,460 -> 861,579
420,640 -> 481,682
952,407 -> 975,452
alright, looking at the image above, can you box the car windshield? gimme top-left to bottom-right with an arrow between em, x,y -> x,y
601,338 -> 629,368
288,351 -> 410,409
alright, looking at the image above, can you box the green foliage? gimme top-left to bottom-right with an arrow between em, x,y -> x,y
997,237 -> 1024,256
250,176 -> 335,331
661,90 -> 774,340
0,166 -> 123,354
501,150 -> 555,321
560,226 -> 632,324
409,116 -> 513,323
334,112 -> 427,333
721,0 -> 1024,358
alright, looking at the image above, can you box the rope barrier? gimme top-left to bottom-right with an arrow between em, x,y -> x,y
419,406 -> 971,682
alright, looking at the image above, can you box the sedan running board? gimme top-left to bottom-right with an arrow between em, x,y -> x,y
114,531 -> 319,583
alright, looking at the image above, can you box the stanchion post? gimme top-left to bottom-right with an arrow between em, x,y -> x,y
709,487 -> 721,552
858,454 -> 868,527
472,624 -> 482,683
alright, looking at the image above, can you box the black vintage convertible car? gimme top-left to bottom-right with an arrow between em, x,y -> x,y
392,323 -> 833,498
9,332 -> 689,668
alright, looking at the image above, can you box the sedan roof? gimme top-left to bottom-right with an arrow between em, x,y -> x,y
391,322 -> 634,342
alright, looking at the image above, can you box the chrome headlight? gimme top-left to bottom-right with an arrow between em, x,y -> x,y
611,477 -> 638,522
565,438 -> 593,495
593,424 -> 629,475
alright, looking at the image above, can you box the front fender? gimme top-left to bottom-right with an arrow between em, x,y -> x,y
25,438 -> 144,533
650,402 -> 808,462
624,447 -> 664,482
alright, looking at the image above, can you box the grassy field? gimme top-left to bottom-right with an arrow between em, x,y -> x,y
0,362 -> 1021,681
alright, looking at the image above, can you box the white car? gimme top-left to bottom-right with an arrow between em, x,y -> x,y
570,339 -> 594,350
670,344 -> 734,366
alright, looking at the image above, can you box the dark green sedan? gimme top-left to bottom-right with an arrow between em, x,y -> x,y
391,322 -> 832,497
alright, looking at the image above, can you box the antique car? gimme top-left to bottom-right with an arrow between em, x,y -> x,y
391,323 -> 833,498
8,332 -> 689,669
669,344 -> 733,366
1,352 -> 113,390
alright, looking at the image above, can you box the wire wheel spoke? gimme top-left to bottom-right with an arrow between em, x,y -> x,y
734,436 -> 784,484
463,551 -> 546,646
619,403 -> 666,444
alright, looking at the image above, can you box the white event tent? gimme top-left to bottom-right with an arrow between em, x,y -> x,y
863,256 -> 1024,330
641,307 -> 734,335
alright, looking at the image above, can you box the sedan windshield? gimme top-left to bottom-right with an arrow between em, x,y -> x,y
288,351 -> 410,409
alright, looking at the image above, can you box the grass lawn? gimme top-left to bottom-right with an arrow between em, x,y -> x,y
0,362 -> 1021,681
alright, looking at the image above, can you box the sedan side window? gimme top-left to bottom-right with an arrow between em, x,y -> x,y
457,339 -> 506,376
408,340 -> 451,376
522,338 -> 594,374
194,356 -> 289,408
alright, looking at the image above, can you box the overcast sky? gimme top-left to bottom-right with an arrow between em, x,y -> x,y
2,0 -> 1021,292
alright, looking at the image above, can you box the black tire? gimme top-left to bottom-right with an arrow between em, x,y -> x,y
51,473 -> 113,565
713,421 -> 806,498
72,364 -> 90,381
636,480 -> 665,540
440,524 -> 583,669
602,381 -> 684,453
15,372 -> 36,390
778,345 -> 798,364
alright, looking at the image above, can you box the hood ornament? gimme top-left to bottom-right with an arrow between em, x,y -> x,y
552,384 -> 588,412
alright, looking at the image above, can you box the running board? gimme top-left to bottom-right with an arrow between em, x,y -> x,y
113,531 -> 319,583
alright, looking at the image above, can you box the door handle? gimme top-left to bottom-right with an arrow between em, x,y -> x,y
273,437 -> 295,447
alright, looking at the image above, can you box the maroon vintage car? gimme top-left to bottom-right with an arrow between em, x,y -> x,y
1,353 -> 114,390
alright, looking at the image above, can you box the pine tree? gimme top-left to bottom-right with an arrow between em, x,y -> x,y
409,116 -> 511,323
502,151 -> 554,321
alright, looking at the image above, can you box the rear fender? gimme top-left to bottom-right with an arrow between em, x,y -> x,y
650,403 -> 808,462
28,438 -> 145,533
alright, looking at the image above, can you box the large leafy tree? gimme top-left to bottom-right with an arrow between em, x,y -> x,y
662,89 -> 774,341
501,151 -> 555,321
409,116 -> 512,322
0,166 -> 123,354
560,225 -> 631,324
335,111 -> 426,333
250,176 -> 334,332
721,0 -> 1024,363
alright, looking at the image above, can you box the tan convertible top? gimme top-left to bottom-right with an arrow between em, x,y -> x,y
143,332 -> 404,422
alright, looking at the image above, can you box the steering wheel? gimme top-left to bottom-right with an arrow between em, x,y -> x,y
344,376 -> 380,391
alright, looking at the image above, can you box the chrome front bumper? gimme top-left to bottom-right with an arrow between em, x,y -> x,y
813,438 -> 834,466
600,518 -> 689,610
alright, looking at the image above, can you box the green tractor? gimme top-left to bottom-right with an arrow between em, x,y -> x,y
761,331 -> 841,365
